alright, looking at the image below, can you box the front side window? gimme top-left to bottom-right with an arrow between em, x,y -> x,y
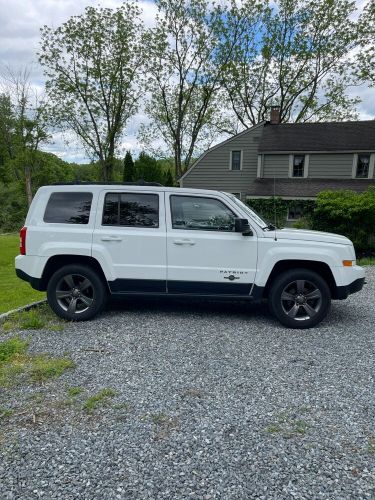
292,155 -> 305,177
231,150 -> 242,170
102,193 -> 159,227
44,192 -> 93,224
356,154 -> 370,178
170,195 -> 236,231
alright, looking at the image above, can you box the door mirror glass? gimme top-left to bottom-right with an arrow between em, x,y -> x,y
235,218 -> 253,236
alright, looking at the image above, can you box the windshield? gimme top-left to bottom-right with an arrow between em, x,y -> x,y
225,194 -> 268,229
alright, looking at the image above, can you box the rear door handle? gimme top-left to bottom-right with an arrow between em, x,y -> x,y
101,236 -> 122,242
173,239 -> 195,246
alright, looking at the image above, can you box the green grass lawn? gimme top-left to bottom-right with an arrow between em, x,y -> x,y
0,234 -> 45,314
357,256 -> 375,266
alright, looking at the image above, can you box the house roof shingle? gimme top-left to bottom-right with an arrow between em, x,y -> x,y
259,121 -> 375,152
247,178 -> 375,198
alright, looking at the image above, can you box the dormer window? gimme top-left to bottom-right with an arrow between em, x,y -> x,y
356,154 -> 370,178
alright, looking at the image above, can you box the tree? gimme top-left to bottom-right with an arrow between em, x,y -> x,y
39,4 -> 144,182
140,0 -> 244,178
123,151 -> 135,182
0,67 -> 49,206
357,1 -> 375,87
221,0 -> 362,127
0,93 -> 15,182
135,152 -> 164,183
164,169 -> 175,187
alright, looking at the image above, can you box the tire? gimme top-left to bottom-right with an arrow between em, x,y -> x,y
47,264 -> 107,321
268,268 -> 331,329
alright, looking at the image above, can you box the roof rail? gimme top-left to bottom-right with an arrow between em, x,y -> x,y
51,180 -> 164,187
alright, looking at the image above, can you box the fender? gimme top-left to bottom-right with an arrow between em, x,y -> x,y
255,239 -> 350,288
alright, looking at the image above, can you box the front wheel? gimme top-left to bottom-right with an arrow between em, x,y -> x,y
47,264 -> 107,321
268,269 -> 331,329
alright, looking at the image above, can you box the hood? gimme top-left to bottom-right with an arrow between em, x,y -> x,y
264,228 -> 352,245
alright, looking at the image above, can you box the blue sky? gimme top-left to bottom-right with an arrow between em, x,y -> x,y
0,0 -> 373,164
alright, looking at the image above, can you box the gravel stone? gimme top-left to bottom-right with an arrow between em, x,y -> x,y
1,267 -> 375,499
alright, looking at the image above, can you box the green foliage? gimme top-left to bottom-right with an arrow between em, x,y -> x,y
0,336 -> 74,386
39,4 -> 144,181
67,386 -> 84,397
123,151 -> 135,182
246,198 -> 315,228
312,188 -> 375,251
0,337 -> 28,362
30,356 -> 75,383
135,152 -> 164,183
164,168 -> 175,187
357,256 -> 375,266
1,304 -> 65,333
141,0 -> 237,177
83,388 -> 117,412
0,183 -> 28,232
221,0 -> 361,125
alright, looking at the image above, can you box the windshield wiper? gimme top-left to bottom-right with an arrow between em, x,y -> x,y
263,223 -> 277,231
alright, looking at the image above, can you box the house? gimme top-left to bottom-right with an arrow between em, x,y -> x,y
179,107 -> 375,220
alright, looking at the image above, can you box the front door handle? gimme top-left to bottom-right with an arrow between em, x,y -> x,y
173,239 -> 195,246
101,236 -> 122,242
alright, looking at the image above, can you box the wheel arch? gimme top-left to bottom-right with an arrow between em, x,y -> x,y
40,255 -> 109,292
263,260 -> 338,299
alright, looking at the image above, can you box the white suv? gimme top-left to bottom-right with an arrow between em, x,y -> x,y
15,183 -> 365,329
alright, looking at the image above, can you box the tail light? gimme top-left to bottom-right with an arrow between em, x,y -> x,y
20,226 -> 27,255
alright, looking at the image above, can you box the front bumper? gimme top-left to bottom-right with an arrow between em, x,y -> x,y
335,277 -> 365,300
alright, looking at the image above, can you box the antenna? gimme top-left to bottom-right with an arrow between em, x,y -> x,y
273,174 -> 277,241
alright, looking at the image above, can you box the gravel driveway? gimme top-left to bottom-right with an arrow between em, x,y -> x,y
1,268 -> 375,499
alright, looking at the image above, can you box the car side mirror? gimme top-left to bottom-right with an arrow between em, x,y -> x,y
235,218 -> 253,236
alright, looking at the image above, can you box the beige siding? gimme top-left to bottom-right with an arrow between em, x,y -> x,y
309,154 -> 353,178
181,125 -> 263,192
263,154 -> 289,178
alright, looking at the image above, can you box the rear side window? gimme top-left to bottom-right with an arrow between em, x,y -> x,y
102,193 -> 159,227
44,192 -> 93,224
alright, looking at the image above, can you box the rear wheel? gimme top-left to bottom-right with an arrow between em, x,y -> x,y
47,265 -> 107,321
268,269 -> 331,329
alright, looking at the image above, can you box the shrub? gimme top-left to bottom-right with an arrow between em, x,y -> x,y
311,188 -> 375,251
246,197 -> 315,228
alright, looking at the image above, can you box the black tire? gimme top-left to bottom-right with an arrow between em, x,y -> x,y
268,268 -> 331,329
47,264 -> 107,321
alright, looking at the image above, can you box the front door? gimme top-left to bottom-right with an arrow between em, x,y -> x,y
166,193 -> 257,295
92,190 -> 167,293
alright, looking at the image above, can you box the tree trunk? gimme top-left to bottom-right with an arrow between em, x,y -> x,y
24,165 -> 33,207
99,158 -> 111,182
174,145 -> 182,179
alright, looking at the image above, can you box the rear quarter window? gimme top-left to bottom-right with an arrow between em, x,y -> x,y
44,192 -> 93,224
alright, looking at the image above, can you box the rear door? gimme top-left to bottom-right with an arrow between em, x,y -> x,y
165,193 -> 257,295
92,190 -> 167,293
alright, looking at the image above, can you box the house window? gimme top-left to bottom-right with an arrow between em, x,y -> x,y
356,154 -> 370,178
292,155 -> 305,177
287,203 -> 304,221
230,151 -> 242,170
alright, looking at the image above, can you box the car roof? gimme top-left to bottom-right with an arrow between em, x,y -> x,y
40,184 -> 228,197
